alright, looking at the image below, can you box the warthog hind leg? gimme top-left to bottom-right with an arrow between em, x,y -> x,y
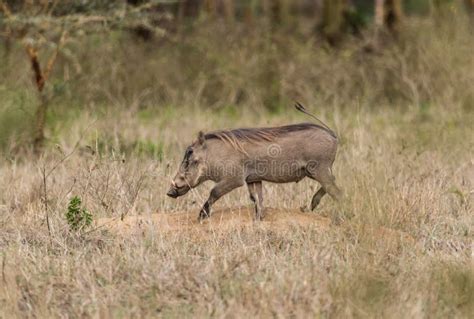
307,165 -> 342,209
199,179 -> 244,221
311,187 -> 327,211
247,181 -> 264,220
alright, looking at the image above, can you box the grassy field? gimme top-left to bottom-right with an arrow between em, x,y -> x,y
0,13 -> 473,319
0,103 -> 472,318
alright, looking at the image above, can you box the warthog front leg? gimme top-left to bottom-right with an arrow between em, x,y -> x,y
199,179 -> 244,221
247,181 -> 264,220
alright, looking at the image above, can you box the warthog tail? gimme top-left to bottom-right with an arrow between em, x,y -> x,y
294,102 -> 337,139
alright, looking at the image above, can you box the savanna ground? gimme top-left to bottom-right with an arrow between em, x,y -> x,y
1,9 -> 474,319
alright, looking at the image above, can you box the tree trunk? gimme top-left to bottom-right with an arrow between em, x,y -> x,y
204,0 -> 217,18
178,0 -> 201,20
385,0 -> 403,35
375,0 -> 384,27
263,0 -> 292,29
373,0 -> 403,38
26,46 -> 47,154
244,0 -> 258,26
33,94 -> 48,154
269,0 -> 282,27
26,38 -> 63,154
222,0 -> 235,24
465,0 -> 474,29
280,0 -> 292,28
320,0 -> 348,45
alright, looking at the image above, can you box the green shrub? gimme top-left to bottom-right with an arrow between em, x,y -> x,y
66,196 -> 93,232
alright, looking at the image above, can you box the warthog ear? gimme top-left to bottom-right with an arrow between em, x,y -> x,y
197,131 -> 205,145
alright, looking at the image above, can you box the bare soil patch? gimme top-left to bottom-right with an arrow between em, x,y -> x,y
96,206 -> 332,234
96,207 -> 415,247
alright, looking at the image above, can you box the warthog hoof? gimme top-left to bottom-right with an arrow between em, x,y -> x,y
254,208 -> 266,221
198,209 -> 210,221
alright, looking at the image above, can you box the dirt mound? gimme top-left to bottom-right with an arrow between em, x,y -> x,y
96,206 -> 332,235
96,206 -> 415,247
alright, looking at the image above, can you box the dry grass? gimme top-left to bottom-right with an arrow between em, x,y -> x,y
0,104 -> 472,318
0,12 -> 473,319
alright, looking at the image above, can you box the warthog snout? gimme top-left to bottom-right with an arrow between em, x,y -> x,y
166,188 -> 178,198
166,184 -> 191,198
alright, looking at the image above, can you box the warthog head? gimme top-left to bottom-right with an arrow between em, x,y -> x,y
167,132 -> 207,198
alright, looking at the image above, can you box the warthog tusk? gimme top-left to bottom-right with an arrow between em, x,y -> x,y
171,179 -> 176,187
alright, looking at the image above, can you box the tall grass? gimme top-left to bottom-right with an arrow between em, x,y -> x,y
0,11 -> 473,318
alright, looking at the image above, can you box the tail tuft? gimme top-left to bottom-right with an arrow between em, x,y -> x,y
293,102 -> 337,139
294,102 -> 306,113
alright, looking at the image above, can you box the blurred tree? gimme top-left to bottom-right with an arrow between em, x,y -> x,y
262,0 -> 290,29
126,0 -> 169,41
0,0 -> 166,154
373,0 -> 403,37
177,0 -> 201,25
242,0 -> 258,26
319,0 -> 364,45
375,0 -> 384,27
465,0 -> 474,27
205,0 -> 236,24
320,0 -> 348,44
385,0 -> 403,35
204,0 -> 217,18
222,0 -> 235,24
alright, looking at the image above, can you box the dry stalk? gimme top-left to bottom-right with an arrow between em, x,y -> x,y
41,164 -> 52,243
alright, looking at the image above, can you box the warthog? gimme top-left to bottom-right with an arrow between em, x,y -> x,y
167,103 -> 342,221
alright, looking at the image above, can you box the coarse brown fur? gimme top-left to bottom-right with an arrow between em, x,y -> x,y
204,122 -> 337,154
167,104 -> 342,221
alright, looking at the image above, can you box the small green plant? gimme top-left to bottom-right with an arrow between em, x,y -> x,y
66,196 -> 93,232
